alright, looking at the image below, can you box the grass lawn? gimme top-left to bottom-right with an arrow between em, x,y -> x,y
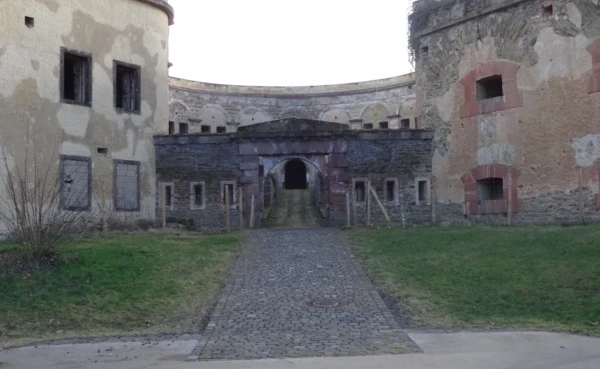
348,226 -> 600,335
0,232 -> 243,347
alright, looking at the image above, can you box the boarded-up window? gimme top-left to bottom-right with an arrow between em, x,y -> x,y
114,160 -> 140,211
114,61 -> 141,113
61,156 -> 91,211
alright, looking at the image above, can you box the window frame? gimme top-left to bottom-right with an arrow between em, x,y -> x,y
220,180 -> 237,209
190,181 -> 206,210
113,60 -> 141,114
352,178 -> 367,204
60,47 -> 92,107
113,159 -> 141,212
384,178 -> 399,205
415,177 -> 431,206
158,182 -> 175,211
59,155 -> 92,211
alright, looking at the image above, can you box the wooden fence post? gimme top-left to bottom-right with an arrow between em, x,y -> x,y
507,172 -> 512,227
366,180 -> 372,227
346,190 -> 351,227
250,194 -> 255,229
578,167 -> 585,224
161,184 -> 167,229
239,187 -> 244,230
225,185 -> 231,232
352,184 -> 357,227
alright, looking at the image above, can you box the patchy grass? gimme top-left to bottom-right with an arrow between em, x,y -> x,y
348,226 -> 600,335
0,232 -> 243,347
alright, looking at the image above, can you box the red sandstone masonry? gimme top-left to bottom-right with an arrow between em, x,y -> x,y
460,164 -> 520,216
460,61 -> 523,118
587,39 -> 600,94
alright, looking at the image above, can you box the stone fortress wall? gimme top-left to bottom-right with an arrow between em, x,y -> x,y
412,0 -> 600,225
0,0 -> 173,231
168,75 -> 419,133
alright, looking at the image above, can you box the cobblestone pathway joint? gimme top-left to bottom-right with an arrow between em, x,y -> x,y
188,229 -> 421,361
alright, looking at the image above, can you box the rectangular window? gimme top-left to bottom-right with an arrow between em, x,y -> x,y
60,155 -> 91,211
168,121 -> 174,135
379,121 -> 389,129
201,125 -> 211,133
476,75 -> 504,101
386,180 -> 396,202
61,48 -> 92,106
179,123 -> 189,134
477,178 -> 504,200
415,178 -> 431,206
114,160 -> 140,211
114,61 -> 141,113
220,181 -> 237,208
363,123 -> 373,129
165,185 -> 172,207
401,118 -> 410,128
355,181 -> 366,203
216,126 -> 226,133
190,181 -> 206,210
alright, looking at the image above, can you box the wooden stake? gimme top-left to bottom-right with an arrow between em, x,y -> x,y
101,188 -> 108,234
578,167 -> 584,224
346,190 -> 351,227
239,187 -> 244,230
161,184 -> 166,229
507,172 -> 512,227
250,194 -> 255,229
431,177 -> 437,225
352,183 -> 357,226
225,185 -> 231,232
366,180 -> 372,227
369,182 -> 391,226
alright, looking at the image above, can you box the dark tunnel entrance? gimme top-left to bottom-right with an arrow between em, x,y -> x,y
284,159 -> 308,189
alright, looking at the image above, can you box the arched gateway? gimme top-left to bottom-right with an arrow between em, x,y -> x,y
154,118 -> 434,230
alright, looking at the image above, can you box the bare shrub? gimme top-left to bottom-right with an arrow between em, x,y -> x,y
0,131 -> 97,259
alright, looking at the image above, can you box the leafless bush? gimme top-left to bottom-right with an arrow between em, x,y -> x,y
0,131 -> 97,259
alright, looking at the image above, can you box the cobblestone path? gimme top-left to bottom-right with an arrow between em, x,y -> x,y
188,229 -> 420,361
266,189 -> 323,228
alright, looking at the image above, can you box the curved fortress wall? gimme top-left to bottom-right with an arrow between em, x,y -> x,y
168,75 -> 418,133
0,0 -> 172,230
412,0 -> 600,225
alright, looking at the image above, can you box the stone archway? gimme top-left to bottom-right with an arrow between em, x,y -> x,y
284,159 -> 308,189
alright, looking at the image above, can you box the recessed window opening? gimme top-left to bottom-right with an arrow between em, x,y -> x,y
115,62 -> 141,113
355,181 -> 366,203
363,123 -> 373,129
194,184 -> 204,207
216,126 -> 226,133
168,121 -> 174,135
223,184 -> 234,205
62,50 -> 91,105
386,181 -> 396,202
476,75 -> 504,101
25,16 -> 34,28
421,45 -> 429,54
418,180 -> 428,202
179,123 -> 189,134
96,147 -> 108,156
400,119 -> 410,128
542,4 -> 553,17
477,178 -> 504,200
414,117 -> 419,129
379,121 -> 389,129
165,185 -> 173,207
201,125 -> 211,133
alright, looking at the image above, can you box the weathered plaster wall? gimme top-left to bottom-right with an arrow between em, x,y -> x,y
168,75 -> 419,134
0,0 -> 171,230
412,0 -> 600,225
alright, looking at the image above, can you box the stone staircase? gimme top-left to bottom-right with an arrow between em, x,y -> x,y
266,189 -> 323,228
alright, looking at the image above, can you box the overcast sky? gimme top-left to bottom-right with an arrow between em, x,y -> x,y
168,0 -> 415,86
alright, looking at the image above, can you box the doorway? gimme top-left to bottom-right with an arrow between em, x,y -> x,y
284,159 -> 307,189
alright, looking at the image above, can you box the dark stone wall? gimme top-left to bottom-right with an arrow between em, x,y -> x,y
154,120 -> 435,230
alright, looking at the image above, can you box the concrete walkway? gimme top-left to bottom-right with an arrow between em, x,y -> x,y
2,331 -> 599,368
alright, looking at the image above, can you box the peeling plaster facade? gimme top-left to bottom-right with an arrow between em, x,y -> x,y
412,0 -> 600,224
0,0 -> 172,231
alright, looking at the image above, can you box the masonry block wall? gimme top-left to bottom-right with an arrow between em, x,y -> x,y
412,0 -> 600,226
154,119 -> 434,230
